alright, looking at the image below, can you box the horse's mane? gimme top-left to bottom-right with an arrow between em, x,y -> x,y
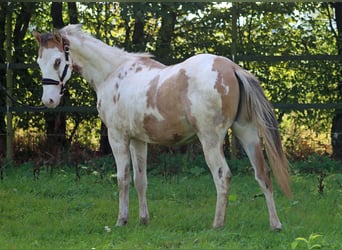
60,24 -> 152,59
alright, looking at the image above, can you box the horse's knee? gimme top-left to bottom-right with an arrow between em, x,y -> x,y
213,166 -> 232,193
117,164 -> 131,188
118,176 -> 130,191
218,167 -> 232,179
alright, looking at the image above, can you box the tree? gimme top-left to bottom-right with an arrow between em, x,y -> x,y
131,3 -> 146,52
1,2 -> 340,161
154,3 -> 177,63
331,3 -> 342,160
68,2 -> 78,24
231,2 -> 339,158
0,2 -> 38,159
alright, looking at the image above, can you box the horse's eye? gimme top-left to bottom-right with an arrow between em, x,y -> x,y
54,58 -> 61,70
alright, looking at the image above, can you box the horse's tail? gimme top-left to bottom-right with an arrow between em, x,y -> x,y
234,70 -> 291,198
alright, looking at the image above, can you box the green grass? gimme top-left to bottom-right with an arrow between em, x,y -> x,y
0,165 -> 341,249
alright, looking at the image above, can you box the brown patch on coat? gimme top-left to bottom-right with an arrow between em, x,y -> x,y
143,69 -> 196,145
146,75 -> 160,109
37,33 -> 64,58
72,63 -> 82,73
212,57 -> 240,123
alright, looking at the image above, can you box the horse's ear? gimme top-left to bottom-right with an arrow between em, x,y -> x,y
52,28 -> 62,43
32,30 -> 41,45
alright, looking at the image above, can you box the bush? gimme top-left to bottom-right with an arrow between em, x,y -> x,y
292,154 -> 342,194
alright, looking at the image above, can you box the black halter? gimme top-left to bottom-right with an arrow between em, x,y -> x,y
41,38 -> 71,95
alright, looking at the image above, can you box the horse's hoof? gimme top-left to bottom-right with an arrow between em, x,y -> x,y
140,216 -> 150,225
270,223 -> 282,231
115,218 -> 128,227
212,222 -> 225,229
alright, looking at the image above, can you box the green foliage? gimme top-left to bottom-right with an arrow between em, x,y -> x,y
149,152 -> 208,177
149,152 -> 254,178
293,154 -> 341,175
291,233 -> 326,249
236,2 -> 340,139
78,155 -> 116,180
292,154 -> 342,194
2,2 -> 341,160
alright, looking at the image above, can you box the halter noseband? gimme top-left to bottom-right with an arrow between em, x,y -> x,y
41,38 -> 71,95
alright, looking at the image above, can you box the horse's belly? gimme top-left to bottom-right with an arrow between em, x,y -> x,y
134,114 -> 196,145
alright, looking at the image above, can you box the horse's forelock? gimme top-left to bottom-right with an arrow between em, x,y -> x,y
40,33 -> 54,46
37,32 -> 64,58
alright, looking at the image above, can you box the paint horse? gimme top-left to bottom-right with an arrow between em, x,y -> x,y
33,24 -> 290,230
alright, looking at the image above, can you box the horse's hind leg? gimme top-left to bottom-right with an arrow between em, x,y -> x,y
130,139 -> 149,225
199,133 -> 232,229
233,122 -> 282,230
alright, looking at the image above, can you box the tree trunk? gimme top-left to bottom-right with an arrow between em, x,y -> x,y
331,3 -> 342,160
155,3 -> 177,64
68,2 -> 78,24
13,3 -> 36,61
51,2 -> 65,28
0,3 -> 37,159
0,3 -> 7,157
5,3 -> 13,160
132,3 -> 145,52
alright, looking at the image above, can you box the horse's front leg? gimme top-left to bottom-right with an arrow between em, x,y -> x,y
108,130 -> 131,226
130,139 -> 149,225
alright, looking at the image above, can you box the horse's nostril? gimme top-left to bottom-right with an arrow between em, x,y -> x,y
49,99 -> 54,104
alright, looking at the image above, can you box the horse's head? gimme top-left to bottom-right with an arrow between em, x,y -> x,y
33,29 -> 73,108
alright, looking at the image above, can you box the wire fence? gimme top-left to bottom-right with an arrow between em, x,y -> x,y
0,114 -> 337,163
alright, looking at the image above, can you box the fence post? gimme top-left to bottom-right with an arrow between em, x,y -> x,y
5,4 -> 13,161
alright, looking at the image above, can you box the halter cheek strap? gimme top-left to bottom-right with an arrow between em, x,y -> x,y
41,38 -> 71,95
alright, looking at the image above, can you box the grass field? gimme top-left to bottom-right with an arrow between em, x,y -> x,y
0,164 -> 341,249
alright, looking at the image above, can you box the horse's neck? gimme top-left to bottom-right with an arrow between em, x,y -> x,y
67,35 -> 129,90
